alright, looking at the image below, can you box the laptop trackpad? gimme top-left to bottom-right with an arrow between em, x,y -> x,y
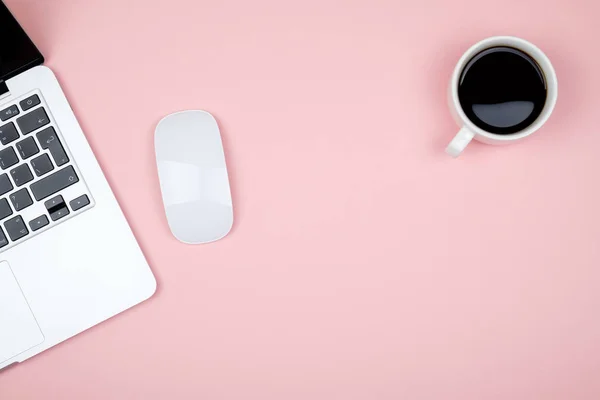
0,261 -> 44,364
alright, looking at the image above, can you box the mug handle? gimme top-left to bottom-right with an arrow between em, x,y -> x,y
446,127 -> 475,158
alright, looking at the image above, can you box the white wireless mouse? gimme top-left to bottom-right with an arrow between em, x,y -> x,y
155,110 -> 233,244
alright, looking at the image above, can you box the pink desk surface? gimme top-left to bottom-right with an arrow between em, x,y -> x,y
1,0 -> 600,399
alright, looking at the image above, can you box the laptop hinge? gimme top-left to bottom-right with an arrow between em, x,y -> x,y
0,81 -> 8,97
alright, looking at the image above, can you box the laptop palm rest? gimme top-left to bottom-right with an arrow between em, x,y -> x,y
0,261 -> 44,365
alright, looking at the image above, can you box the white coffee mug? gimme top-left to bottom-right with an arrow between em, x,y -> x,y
446,36 -> 558,157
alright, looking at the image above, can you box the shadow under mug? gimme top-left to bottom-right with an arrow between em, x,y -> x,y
446,36 -> 558,158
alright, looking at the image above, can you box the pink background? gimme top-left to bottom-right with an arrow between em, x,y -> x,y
1,0 -> 600,398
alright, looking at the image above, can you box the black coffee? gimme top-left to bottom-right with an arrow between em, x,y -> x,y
458,46 -> 547,135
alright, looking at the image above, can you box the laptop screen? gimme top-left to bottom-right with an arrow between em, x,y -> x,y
0,2 -> 43,82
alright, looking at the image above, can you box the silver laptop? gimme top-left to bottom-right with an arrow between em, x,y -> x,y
0,2 -> 156,370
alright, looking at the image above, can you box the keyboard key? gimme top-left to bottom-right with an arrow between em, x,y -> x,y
29,215 -> 49,231
30,165 -> 78,201
15,137 -> 39,159
4,215 -> 28,241
30,153 -> 54,177
44,195 -> 64,210
35,126 -> 55,148
0,227 -> 7,248
0,173 -> 13,196
0,147 -> 18,170
70,194 -> 90,211
36,127 -> 68,166
0,122 -> 19,145
46,194 -> 69,221
0,198 -> 12,220
49,139 -> 68,165
19,95 -> 40,112
17,107 -> 49,135
50,206 -> 69,221
10,188 -> 33,211
10,164 -> 34,187
0,105 -> 19,121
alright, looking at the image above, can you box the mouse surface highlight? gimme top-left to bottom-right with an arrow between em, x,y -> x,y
155,110 -> 233,244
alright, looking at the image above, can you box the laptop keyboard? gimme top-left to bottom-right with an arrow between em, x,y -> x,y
0,92 -> 92,251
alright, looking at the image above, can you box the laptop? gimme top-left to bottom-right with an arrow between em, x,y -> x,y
0,2 -> 156,370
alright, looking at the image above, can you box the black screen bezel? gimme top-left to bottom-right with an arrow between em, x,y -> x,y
0,1 -> 44,83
